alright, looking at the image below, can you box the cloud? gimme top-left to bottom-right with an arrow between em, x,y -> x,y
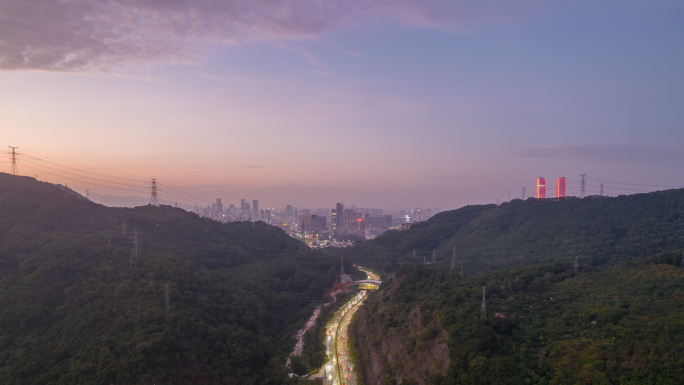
425,175 -> 481,180
0,0 -> 533,73
512,144 -> 684,166
246,165 -> 267,169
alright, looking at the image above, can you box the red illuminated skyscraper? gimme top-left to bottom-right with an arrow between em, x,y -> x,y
556,177 -> 566,200
536,178 -> 546,200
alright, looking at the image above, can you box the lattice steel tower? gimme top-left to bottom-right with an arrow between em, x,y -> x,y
451,246 -> 456,271
150,178 -> 159,206
481,286 -> 486,317
8,146 -> 18,175
580,174 -> 587,198
129,228 -> 139,267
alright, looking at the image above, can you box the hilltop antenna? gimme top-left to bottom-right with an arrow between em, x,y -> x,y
508,189 -> 511,202
600,183 -> 604,202
432,249 -> 436,264
522,186 -> 526,200
8,146 -> 18,175
481,286 -> 486,317
129,228 -> 139,267
580,174 -> 587,198
574,256 -> 579,274
150,178 -> 159,206
85,188 -> 89,199
165,283 -> 170,312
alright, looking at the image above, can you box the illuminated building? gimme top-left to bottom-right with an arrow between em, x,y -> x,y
252,200 -> 259,218
556,177 -> 566,200
536,178 -> 546,200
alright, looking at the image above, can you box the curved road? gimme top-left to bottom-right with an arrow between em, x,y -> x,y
323,291 -> 365,385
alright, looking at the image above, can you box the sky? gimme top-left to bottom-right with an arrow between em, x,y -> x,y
1,0 -> 683,210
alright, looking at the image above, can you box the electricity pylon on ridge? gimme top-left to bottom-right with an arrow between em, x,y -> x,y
8,146 -> 18,175
129,228 -> 139,267
481,286 -> 486,317
580,174 -> 587,198
451,246 -> 456,271
150,178 -> 159,206
165,283 -> 170,312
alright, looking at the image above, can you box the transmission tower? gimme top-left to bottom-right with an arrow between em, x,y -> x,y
574,256 -> 579,274
522,186 -> 526,200
496,199 -> 501,205
432,249 -> 436,264
600,183 -> 604,202
481,286 -> 486,317
165,283 -> 170,312
8,146 -> 18,175
451,246 -> 456,271
580,174 -> 587,198
85,188 -> 89,199
129,228 -> 139,267
150,178 -> 159,206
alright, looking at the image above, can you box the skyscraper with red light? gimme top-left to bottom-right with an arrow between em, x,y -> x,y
536,178 -> 546,200
556,177 -> 566,200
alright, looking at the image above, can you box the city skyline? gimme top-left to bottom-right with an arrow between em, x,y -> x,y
2,1 -> 683,208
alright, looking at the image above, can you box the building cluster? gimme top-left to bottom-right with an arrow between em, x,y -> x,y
196,197 -> 438,248
536,177 -> 565,200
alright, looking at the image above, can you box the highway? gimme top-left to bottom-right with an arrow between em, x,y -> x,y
322,291 -> 366,385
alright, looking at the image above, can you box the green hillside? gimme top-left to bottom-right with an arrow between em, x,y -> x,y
352,254 -> 684,385
341,191 -> 684,274
0,173 -> 346,384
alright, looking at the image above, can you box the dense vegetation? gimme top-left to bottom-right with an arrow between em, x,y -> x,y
340,191 -> 684,275
0,173 -> 343,384
353,253 -> 684,385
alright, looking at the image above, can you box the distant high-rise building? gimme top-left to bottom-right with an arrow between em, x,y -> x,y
302,209 -> 310,217
265,209 -> 271,223
252,200 -> 259,217
536,178 -> 546,200
287,205 -> 293,218
556,177 -> 566,200
228,204 -> 235,215
216,198 -> 224,215
426,208 -> 432,218
335,203 -> 344,229
241,199 -> 248,214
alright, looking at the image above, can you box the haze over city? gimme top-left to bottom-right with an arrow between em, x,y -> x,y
2,0 -> 683,209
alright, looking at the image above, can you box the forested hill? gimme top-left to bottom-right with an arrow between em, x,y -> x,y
342,189 -> 684,274
352,256 -> 684,385
0,173 -> 344,384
